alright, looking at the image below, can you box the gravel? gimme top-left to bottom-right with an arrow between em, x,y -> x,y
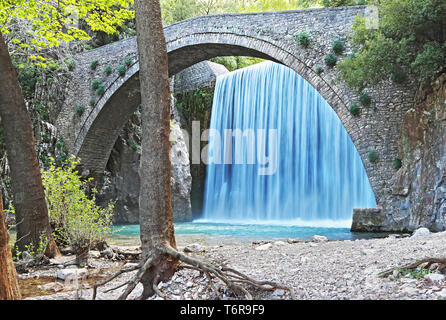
25,230 -> 446,300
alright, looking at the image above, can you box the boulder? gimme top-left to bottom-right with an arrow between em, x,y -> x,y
411,227 -> 431,238
255,243 -> 272,251
183,243 -> 205,253
312,235 -> 328,243
56,268 -> 87,281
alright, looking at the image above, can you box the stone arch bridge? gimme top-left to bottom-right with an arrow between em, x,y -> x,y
55,6 -> 417,231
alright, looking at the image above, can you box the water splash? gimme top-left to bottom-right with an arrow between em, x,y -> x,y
200,61 -> 376,227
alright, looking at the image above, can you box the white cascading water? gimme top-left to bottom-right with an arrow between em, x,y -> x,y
200,61 -> 376,227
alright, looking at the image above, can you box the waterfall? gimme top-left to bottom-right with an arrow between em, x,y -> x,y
200,61 -> 376,227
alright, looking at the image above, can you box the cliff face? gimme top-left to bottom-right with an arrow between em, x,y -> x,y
390,74 -> 446,231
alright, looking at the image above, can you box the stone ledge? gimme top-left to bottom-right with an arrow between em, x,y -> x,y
351,207 -> 386,232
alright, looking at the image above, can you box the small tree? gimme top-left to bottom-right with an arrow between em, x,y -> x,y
41,157 -> 115,266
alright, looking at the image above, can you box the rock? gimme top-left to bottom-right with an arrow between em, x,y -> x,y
89,250 -> 101,259
183,243 -> 205,253
255,243 -> 272,251
411,227 -> 431,238
274,241 -> 287,246
425,273 -> 445,282
37,282 -> 64,293
437,288 -> 446,298
287,238 -> 301,244
312,235 -> 328,243
56,268 -> 87,281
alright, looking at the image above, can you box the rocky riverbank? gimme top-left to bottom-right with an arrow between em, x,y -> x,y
22,229 -> 446,300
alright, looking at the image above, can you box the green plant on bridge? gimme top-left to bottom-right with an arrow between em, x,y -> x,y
90,59 -> 99,70
332,39 -> 345,55
393,158 -> 402,170
368,150 -> 379,163
117,65 -> 126,77
360,92 -> 371,106
349,103 -> 360,116
315,66 -> 324,75
295,32 -> 311,48
124,57 -> 132,67
92,79 -> 101,90
104,65 -> 112,76
325,53 -> 337,67
96,84 -> 105,96
75,105 -> 86,116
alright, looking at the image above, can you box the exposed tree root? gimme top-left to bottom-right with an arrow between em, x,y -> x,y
379,257 -> 446,278
93,245 -> 296,300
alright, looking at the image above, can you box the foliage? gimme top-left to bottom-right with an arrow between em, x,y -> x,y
124,56 -> 132,67
295,32 -> 311,48
393,158 -> 402,170
117,65 -> 126,76
13,232 -> 49,262
65,59 -> 76,71
41,157 -> 114,250
322,0 -> 362,7
368,150 -> 378,163
127,138 -> 139,151
0,0 -> 135,68
92,79 -> 100,90
210,56 -> 264,72
315,66 -> 324,74
349,103 -> 360,116
75,105 -> 86,116
338,0 -> 446,91
390,67 -> 407,84
90,59 -> 99,70
96,84 -> 105,95
332,39 -> 345,54
89,98 -> 96,106
104,65 -> 112,76
359,92 -> 371,106
35,103 -> 49,121
388,267 -> 429,281
325,53 -> 337,67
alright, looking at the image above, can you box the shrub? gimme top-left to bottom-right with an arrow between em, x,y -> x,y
325,53 -> 337,67
75,105 -> 86,116
295,32 -> 311,48
350,104 -> 360,116
393,158 -> 402,169
96,84 -> 105,96
65,59 -> 76,71
41,132 -> 51,143
315,66 -> 324,74
91,79 -> 100,90
90,59 -> 99,70
124,57 -> 132,67
117,65 -> 126,76
390,68 -> 407,84
89,98 -> 95,106
360,92 -> 372,106
368,150 -> 379,163
104,66 -> 112,76
332,39 -> 345,54
41,157 -> 114,265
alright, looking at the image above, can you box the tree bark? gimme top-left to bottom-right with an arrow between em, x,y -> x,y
0,192 -> 21,300
134,0 -> 178,299
0,33 -> 58,257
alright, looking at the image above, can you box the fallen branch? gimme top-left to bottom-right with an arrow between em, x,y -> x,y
93,244 -> 296,300
379,257 -> 446,278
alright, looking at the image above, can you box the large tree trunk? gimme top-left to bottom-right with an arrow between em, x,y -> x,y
0,33 -> 58,257
134,0 -> 178,299
0,192 -> 21,300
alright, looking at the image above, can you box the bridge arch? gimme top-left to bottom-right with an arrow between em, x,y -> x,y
57,6 -> 416,215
